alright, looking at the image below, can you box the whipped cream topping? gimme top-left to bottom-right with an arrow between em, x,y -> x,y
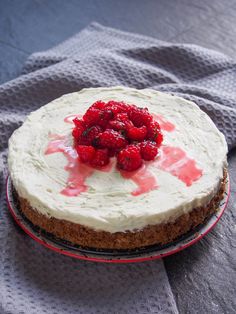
8,87 -> 228,232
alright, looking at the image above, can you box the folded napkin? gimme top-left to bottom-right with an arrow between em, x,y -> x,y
1,22 -> 236,314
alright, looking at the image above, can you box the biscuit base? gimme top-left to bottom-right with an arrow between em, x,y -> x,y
15,170 -> 227,250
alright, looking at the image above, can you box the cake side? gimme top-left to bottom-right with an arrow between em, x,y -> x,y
15,169 -> 227,250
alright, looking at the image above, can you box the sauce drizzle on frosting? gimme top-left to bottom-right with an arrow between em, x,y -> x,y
120,166 -> 158,196
152,113 -> 175,132
45,113 -> 202,196
45,134 -> 113,196
155,146 -> 202,186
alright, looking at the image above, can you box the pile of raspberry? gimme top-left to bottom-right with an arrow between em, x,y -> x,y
72,100 -> 163,171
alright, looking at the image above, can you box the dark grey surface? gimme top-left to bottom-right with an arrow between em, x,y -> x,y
1,1 -> 236,313
1,0 -> 236,84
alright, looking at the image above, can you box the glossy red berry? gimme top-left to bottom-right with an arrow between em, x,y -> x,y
83,107 -> 113,129
99,109 -> 114,128
97,129 -> 127,149
76,145 -> 95,163
83,108 -> 101,127
155,132 -> 163,147
147,121 -> 161,141
127,125 -> 147,141
105,101 -> 125,115
129,107 -> 153,127
106,101 -> 129,113
73,117 -> 85,129
72,118 -> 85,140
79,125 -> 103,145
72,127 -> 83,140
90,149 -> 109,168
117,145 -> 142,171
107,120 -> 126,131
115,112 -> 129,122
91,100 -> 106,110
140,141 -> 158,161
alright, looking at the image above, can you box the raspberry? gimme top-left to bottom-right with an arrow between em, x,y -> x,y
147,121 -> 161,142
90,149 -> 109,168
73,117 -> 85,129
106,101 -> 130,114
76,145 -> 95,163
127,125 -> 147,141
105,101 -> 126,115
129,107 -> 153,127
79,125 -> 102,145
115,112 -> 129,122
123,119 -> 134,130
99,109 -> 114,128
72,127 -> 83,140
155,132 -> 163,147
117,145 -> 142,171
97,129 -> 127,149
107,120 -> 126,131
107,118 -> 133,133
91,100 -> 106,110
83,108 -> 101,127
72,118 -> 85,140
140,141 -> 158,161
126,104 -> 138,114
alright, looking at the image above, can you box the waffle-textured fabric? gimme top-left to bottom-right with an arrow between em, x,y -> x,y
0,22 -> 236,314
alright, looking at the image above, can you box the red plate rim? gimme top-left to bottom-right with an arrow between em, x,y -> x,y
6,174 -> 230,263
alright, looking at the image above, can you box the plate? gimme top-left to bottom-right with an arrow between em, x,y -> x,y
6,175 -> 230,263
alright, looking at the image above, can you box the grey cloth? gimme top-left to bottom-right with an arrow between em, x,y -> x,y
0,22 -> 236,314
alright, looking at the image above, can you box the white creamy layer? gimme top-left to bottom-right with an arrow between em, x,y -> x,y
8,87 -> 228,233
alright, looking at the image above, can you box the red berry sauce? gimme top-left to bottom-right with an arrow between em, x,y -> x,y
45,134 -> 113,196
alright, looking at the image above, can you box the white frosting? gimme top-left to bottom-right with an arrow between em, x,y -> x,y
8,87 -> 228,233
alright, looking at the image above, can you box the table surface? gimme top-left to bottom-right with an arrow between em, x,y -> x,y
1,1 -> 236,313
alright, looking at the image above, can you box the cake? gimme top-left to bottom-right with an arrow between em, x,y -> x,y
8,86 -> 228,250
